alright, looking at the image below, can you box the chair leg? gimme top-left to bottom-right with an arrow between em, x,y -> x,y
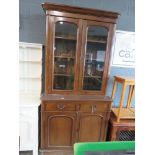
111,80 -> 117,108
127,85 -> 135,108
117,83 -> 126,122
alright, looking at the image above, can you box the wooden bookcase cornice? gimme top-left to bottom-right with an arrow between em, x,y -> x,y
42,2 -> 120,19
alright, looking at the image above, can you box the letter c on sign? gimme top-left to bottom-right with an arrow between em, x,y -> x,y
119,50 -> 125,57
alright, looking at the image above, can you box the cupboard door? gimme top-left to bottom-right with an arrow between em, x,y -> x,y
47,17 -> 82,93
42,112 -> 76,149
79,20 -> 114,94
77,113 -> 107,142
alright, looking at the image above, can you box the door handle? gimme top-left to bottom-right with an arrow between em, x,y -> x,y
57,104 -> 65,110
91,105 -> 96,113
94,105 -> 96,112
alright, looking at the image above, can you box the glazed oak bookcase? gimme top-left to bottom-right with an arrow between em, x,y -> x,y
40,3 -> 119,150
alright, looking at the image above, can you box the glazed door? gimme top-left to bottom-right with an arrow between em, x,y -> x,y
79,20 -> 114,95
46,17 -> 82,94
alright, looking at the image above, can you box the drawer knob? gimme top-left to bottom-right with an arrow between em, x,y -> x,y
91,105 -> 96,113
57,104 -> 65,110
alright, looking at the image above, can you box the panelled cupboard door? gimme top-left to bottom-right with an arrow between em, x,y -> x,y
77,113 -> 107,142
46,16 -> 82,94
79,20 -> 115,95
42,112 -> 77,149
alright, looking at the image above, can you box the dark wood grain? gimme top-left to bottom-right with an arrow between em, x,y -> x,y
41,112 -> 76,149
46,10 -> 118,24
43,3 -> 119,95
78,20 -> 112,95
42,3 -> 120,18
41,101 -> 111,149
45,16 -> 54,94
47,17 -> 83,94
108,114 -> 135,141
78,112 -> 107,142
41,94 -> 112,102
41,3 -> 119,150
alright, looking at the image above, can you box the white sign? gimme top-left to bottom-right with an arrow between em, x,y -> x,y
111,30 -> 135,68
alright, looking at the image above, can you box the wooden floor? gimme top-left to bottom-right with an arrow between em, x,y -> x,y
19,150 -> 135,155
40,150 -> 73,155
19,150 -> 73,155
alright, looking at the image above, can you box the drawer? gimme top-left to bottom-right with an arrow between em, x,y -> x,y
45,102 -> 76,111
80,103 -> 109,112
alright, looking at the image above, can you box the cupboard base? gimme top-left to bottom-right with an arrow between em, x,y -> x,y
108,115 -> 135,141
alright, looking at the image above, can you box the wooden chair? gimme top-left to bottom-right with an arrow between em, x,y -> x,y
111,76 -> 135,122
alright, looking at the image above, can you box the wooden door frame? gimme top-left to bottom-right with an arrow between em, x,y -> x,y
45,16 -> 83,94
41,111 -> 77,149
78,20 -> 115,95
77,112 -> 107,142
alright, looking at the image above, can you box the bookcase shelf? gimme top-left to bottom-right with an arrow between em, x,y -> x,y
19,42 -> 42,96
55,35 -> 107,44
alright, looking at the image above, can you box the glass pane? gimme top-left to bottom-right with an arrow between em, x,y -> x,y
83,26 -> 108,91
53,21 -> 77,90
